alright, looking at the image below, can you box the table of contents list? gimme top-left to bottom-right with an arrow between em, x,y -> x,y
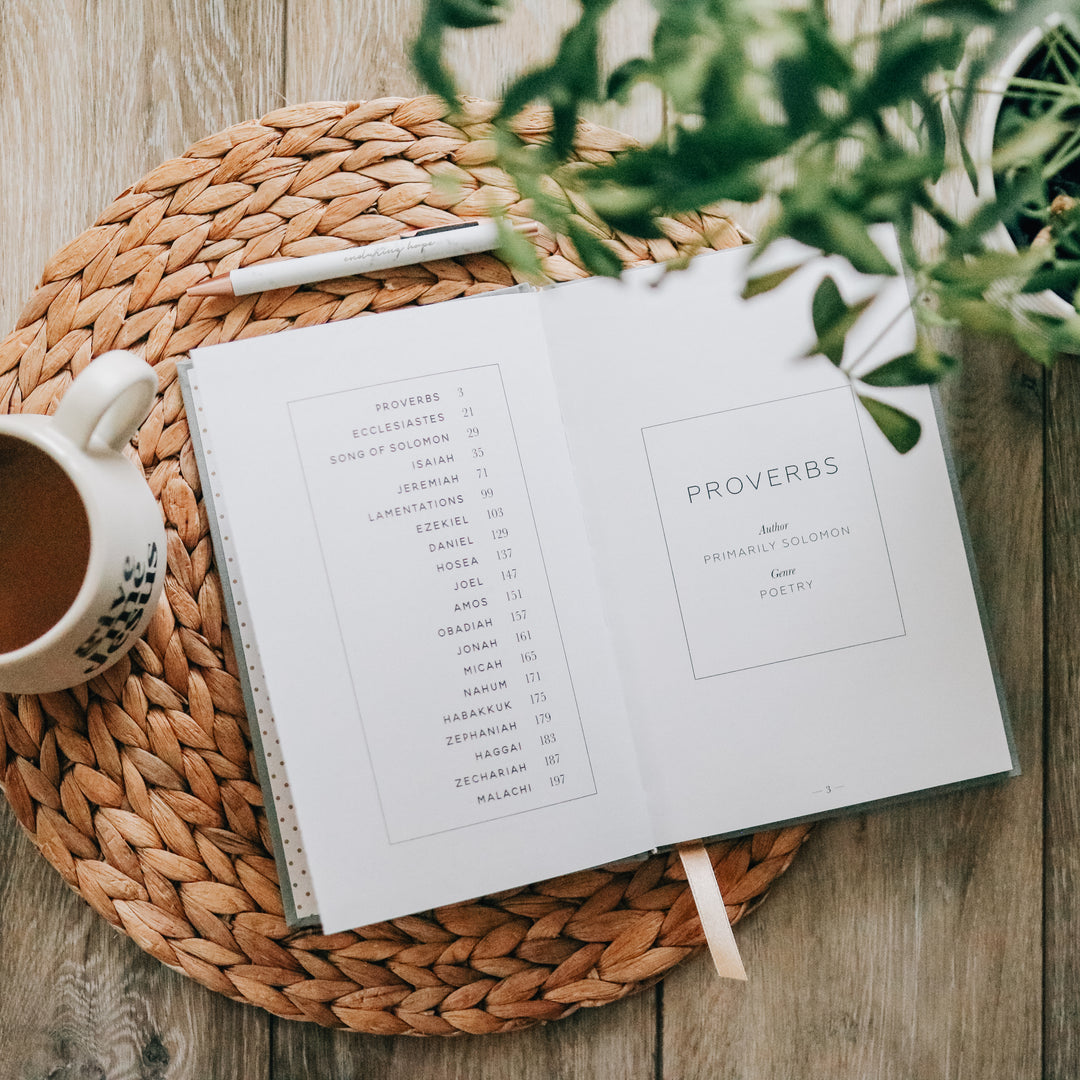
287,364 -> 597,843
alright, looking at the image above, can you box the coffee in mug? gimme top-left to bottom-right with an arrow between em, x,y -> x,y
0,351 -> 166,694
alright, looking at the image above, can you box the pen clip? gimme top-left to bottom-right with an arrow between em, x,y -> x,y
403,222 -> 481,240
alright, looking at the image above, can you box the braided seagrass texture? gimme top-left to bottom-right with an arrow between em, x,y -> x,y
0,96 -> 810,1035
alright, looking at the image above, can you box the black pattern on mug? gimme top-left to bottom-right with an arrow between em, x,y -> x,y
75,541 -> 160,672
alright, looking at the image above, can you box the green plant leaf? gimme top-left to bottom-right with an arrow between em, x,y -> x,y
607,57 -> 652,103
550,99 -> 580,160
936,294 -> 1021,338
565,220 -> 624,278
919,0 -> 1004,22
1046,313 -> 1080,357
821,214 -> 897,276
860,349 -> 957,387
782,206 -> 897,277
1013,319 -> 1060,367
495,220 -> 544,282
993,115 -> 1070,174
810,295 -> 875,368
555,18 -> 602,96
809,276 -> 874,367
775,55 -> 823,135
853,150 -> 943,198
849,17 -> 963,117
921,97 -> 948,181
742,263 -> 804,299
858,395 -> 922,453
438,0 -> 506,30
412,8 -> 456,104
583,182 -> 665,238
500,68 -> 557,120
650,1 -> 729,114
949,94 -> 982,191
947,168 -> 1045,256
812,275 -> 846,357
934,248 -> 1046,291
1021,261 -> 1080,295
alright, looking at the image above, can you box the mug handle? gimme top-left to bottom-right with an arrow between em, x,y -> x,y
52,351 -> 158,453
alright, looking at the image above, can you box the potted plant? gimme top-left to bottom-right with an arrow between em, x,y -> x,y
968,11 -> 1080,320
412,0 -> 1080,451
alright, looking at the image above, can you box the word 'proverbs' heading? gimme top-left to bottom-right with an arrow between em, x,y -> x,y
687,457 -> 838,504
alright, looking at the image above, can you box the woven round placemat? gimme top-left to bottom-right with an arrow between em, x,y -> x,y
0,96 -> 810,1035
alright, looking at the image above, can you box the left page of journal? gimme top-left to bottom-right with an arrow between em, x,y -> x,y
181,292 -> 652,932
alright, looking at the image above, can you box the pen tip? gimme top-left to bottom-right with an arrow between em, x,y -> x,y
186,277 -> 234,297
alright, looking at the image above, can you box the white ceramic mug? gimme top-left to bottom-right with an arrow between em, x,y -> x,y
0,351 -> 166,694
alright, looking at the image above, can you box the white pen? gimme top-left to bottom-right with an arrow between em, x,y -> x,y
186,219 -> 535,298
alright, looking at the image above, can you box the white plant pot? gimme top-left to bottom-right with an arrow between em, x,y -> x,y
968,10 -> 1078,320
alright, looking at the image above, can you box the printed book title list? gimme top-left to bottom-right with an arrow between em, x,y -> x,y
288,364 -> 597,843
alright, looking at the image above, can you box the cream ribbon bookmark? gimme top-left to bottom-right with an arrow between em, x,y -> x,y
677,839 -> 748,981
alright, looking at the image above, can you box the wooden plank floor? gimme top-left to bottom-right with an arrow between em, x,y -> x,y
0,2 -> 1061,1076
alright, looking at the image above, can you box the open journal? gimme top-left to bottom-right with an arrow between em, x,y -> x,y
179,236 -> 1016,932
